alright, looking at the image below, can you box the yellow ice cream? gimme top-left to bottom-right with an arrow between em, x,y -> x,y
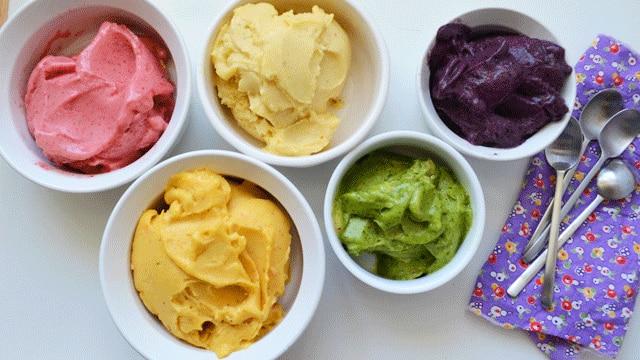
211,3 -> 352,156
131,168 -> 291,358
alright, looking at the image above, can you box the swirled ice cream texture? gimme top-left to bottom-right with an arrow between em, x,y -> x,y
211,3 -> 351,156
25,21 -> 175,174
428,23 -> 571,148
131,168 -> 291,358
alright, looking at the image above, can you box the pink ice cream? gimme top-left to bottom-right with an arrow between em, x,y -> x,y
25,21 -> 175,174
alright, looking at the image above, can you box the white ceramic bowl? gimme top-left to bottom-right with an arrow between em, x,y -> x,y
196,0 -> 389,168
100,149 -> 325,360
324,131 -> 485,294
417,8 -> 576,161
0,0 -> 191,192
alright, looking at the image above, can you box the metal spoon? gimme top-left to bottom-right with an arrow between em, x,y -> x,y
508,159 -> 637,298
522,108 -> 640,263
540,117 -> 583,309
523,89 -> 623,257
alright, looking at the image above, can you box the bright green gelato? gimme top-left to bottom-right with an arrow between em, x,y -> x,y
332,150 -> 472,280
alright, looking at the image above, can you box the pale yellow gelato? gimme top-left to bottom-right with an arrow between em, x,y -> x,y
131,168 -> 291,358
211,3 -> 352,156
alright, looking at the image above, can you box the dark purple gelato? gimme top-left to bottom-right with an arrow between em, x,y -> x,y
428,23 -> 572,148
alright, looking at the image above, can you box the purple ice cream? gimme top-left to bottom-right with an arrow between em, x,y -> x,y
428,23 -> 572,148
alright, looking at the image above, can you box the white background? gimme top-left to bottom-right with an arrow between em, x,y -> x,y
2,1 -> 639,359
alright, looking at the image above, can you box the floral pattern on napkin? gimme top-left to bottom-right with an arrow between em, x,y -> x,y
469,35 -> 640,360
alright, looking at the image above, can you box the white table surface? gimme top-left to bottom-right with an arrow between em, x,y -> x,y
2,1 -> 639,359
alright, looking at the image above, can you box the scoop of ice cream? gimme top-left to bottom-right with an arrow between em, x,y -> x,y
211,3 -> 351,156
25,21 -> 175,174
332,150 -> 472,280
131,168 -> 291,358
428,23 -> 572,148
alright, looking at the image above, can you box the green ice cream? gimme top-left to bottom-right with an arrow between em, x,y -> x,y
332,150 -> 472,280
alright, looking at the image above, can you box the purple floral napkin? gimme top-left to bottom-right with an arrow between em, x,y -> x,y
469,35 -> 640,359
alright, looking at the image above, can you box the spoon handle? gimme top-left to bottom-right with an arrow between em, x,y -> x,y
522,155 -> 607,263
507,194 -> 604,298
541,168 -> 569,309
522,139 -> 588,256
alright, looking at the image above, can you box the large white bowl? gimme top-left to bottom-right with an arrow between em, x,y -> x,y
0,0 -> 191,192
196,0 -> 389,168
324,131 -> 486,294
99,150 -> 325,360
417,8 -> 576,161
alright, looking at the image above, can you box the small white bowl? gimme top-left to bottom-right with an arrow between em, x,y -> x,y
196,0 -> 389,168
100,149 -> 325,360
324,131 -> 486,294
0,0 -> 191,192
417,8 -> 576,161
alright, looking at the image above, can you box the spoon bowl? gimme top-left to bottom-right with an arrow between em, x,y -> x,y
580,89 -> 624,141
597,158 -> 638,200
544,117 -> 583,172
599,108 -> 640,157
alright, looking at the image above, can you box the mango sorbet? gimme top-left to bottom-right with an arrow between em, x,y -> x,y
211,3 -> 352,156
131,168 -> 291,358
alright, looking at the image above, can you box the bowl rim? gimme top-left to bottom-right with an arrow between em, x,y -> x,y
99,149 -> 326,359
416,7 -> 576,161
0,0 -> 192,193
195,0 -> 390,168
323,130 -> 486,294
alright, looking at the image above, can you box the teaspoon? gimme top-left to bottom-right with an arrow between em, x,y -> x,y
540,117 -> 583,309
522,108 -> 640,264
523,89 -> 623,257
508,159 -> 637,298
